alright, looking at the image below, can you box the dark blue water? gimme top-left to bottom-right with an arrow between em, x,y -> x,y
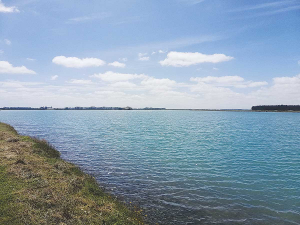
1,110 -> 300,224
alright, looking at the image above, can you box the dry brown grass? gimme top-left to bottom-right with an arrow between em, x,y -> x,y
0,122 -> 144,225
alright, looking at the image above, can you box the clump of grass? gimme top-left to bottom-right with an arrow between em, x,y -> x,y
0,122 -> 145,224
6,137 -> 20,143
15,158 -> 26,165
0,123 -> 18,135
32,137 -> 60,158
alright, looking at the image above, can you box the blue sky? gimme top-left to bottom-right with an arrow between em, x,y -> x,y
0,0 -> 299,109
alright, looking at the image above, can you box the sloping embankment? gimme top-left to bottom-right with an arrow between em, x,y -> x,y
0,122 -> 144,225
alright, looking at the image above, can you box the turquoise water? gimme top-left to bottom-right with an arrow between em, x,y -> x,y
1,110 -> 300,224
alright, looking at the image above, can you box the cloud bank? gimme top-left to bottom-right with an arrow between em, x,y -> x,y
191,76 -> 268,88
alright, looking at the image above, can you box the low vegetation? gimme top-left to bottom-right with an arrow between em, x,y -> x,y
0,123 -> 144,225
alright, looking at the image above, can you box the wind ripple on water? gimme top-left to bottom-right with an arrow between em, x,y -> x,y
1,110 -> 300,224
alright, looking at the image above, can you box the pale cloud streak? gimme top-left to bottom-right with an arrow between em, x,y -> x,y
230,1 -> 296,12
178,0 -> 205,6
0,1 -> 19,13
68,79 -> 93,85
160,52 -> 234,67
4,39 -> 11,45
253,4 -> 300,17
230,1 -> 300,17
67,13 -> 111,23
90,71 -> 147,82
0,61 -> 36,74
52,56 -> 106,68
191,76 -> 244,84
0,80 -> 42,88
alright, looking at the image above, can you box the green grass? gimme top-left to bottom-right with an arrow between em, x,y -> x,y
0,166 -> 24,225
0,122 -> 145,225
32,137 -> 61,158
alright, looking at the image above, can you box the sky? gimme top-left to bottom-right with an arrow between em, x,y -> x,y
0,0 -> 299,109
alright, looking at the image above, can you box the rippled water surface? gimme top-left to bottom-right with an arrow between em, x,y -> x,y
1,110 -> 300,224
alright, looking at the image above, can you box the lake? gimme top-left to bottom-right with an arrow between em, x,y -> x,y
1,110 -> 299,224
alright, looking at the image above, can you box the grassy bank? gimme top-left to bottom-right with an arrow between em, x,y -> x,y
0,123 -> 144,225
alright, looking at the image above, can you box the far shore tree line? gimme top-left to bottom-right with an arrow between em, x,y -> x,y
252,105 -> 300,111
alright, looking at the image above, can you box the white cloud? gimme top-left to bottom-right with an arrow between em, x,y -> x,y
158,50 -> 166,54
141,77 -> 176,89
51,75 -> 58,80
68,79 -> 93,85
139,56 -> 149,61
273,74 -> 300,85
249,74 -> 300,105
0,50 -> 3,54
27,58 -> 36,61
138,53 -> 150,61
108,61 -> 126,68
0,61 -> 36,74
160,51 -> 234,67
4,39 -> 11,45
152,52 -> 156,55
52,56 -> 105,68
190,82 -> 236,95
213,67 -> 219,71
90,71 -> 147,82
140,77 -> 178,93
247,81 -> 268,88
0,80 -> 42,88
0,1 -> 19,13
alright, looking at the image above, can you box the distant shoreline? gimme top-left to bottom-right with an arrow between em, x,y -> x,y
1,108 -> 300,113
